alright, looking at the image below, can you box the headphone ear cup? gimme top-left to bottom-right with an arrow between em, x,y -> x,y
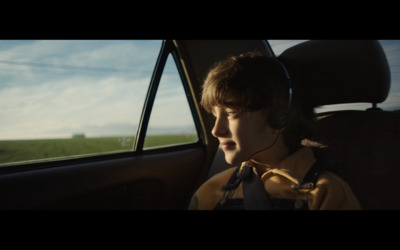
268,110 -> 288,129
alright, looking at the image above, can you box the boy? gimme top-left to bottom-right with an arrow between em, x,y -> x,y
188,52 -> 361,210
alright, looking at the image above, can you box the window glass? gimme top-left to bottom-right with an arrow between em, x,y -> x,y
377,40 -> 400,111
267,40 -> 307,56
267,40 -> 400,112
0,40 -> 162,166
143,53 -> 198,149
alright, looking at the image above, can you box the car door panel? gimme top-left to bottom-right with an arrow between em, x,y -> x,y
0,146 -> 205,209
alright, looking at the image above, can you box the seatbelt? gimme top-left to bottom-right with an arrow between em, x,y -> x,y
291,160 -> 326,191
241,165 -> 272,210
242,160 -> 327,210
216,160 -> 328,210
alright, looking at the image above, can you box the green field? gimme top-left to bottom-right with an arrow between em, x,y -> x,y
0,134 -> 198,166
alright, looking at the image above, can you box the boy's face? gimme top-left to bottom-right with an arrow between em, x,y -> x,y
211,106 -> 279,165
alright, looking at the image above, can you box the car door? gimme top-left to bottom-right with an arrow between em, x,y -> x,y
0,40 -> 270,210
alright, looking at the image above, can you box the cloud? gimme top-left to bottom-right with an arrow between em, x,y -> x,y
0,40 -> 161,89
0,74 -> 150,139
0,40 -> 198,140
0,40 -> 163,140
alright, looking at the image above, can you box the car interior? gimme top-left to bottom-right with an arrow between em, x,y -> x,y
0,40 -> 398,210
279,40 -> 400,209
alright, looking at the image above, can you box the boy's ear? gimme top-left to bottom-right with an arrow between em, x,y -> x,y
267,109 -> 289,130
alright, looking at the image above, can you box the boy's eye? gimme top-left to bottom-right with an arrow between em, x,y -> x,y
224,109 -> 240,117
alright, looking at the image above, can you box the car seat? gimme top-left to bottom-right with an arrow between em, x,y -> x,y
279,40 -> 400,209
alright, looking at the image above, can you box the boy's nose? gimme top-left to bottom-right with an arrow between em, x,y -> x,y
211,117 -> 228,138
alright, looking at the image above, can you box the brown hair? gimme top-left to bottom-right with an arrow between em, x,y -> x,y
201,51 -> 316,153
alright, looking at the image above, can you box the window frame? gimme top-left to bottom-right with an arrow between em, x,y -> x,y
134,40 -> 202,153
0,40 -> 203,173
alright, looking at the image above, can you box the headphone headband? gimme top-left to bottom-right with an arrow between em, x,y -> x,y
275,58 -> 292,110
267,58 -> 293,130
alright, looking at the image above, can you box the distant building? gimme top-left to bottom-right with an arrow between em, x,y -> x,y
72,133 -> 85,138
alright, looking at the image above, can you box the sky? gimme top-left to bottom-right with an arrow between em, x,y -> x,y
0,40 -> 196,140
1,40 -> 400,140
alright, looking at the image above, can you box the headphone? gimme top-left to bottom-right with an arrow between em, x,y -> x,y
248,57 -> 293,159
267,58 -> 293,130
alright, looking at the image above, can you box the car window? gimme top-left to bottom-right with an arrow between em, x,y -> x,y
378,40 -> 400,111
0,40 -> 198,167
143,53 -> 198,149
267,40 -> 400,113
267,40 -> 308,56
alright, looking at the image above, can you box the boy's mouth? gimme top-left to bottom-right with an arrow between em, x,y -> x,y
220,141 -> 236,150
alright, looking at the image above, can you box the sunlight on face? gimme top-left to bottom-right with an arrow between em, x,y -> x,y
211,106 -> 277,164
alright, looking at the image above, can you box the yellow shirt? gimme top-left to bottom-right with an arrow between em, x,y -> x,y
189,147 -> 361,210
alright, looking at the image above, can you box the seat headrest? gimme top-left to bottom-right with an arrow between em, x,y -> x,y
278,40 -> 391,107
